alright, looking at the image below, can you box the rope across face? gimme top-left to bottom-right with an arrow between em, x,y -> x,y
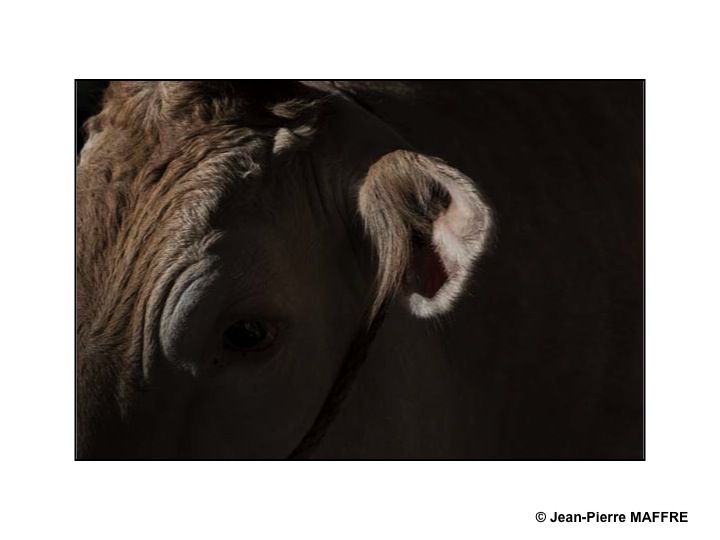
288,300 -> 390,459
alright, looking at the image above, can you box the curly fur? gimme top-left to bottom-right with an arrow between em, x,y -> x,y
76,81 -> 325,455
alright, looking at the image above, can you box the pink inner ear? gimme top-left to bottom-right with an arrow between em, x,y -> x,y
409,240 -> 448,299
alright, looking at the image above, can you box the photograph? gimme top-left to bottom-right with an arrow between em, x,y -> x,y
4,3 -> 720,537
75,80 -> 643,460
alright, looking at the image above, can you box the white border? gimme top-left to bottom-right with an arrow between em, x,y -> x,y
2,1 -> 719,537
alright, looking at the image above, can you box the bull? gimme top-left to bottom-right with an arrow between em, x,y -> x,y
76,81 -> 642,459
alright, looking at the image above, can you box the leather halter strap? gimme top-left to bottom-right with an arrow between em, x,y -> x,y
288,300 -> 390,459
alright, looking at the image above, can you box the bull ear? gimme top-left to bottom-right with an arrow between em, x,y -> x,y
358,150 -> 492,318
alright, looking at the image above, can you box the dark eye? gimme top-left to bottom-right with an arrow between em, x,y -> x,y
222,321 -> 275,352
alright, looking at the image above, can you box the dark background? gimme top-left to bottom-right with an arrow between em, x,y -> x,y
76,80 -> 108,152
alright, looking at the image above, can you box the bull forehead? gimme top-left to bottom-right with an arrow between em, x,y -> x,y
76,126 -> 356,358
76,82 -> 404,347
77,133 -> 264,346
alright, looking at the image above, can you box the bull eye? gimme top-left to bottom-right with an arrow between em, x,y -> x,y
222,321 -> 275,352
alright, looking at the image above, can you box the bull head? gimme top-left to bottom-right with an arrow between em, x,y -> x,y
76,81 -> 492,458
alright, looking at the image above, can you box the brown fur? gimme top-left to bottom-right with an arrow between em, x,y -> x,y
76,81 -> 325,453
